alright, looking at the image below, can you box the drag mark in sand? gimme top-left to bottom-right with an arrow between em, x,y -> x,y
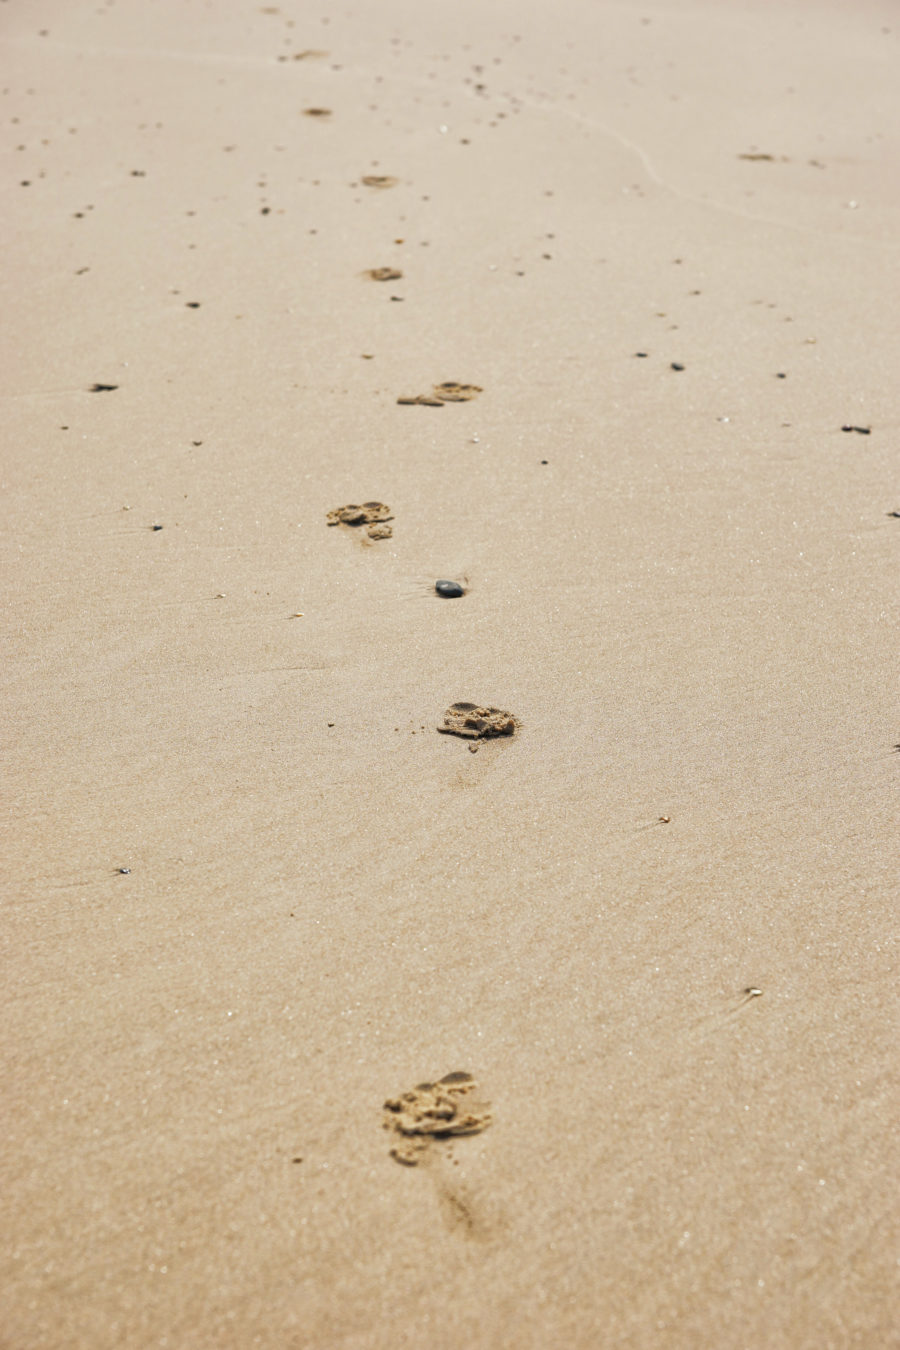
694,987 -> 765,1038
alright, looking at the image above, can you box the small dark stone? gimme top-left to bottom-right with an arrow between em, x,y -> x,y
89,383 -> 118,392
775,372 -> 786,378
435,580 -> 464,598
116,868 -> 131,875
540,459 -> 548,464
670,362 -> 685,371
841,425 -> 870,434
151,524 -> 163,531
887,511 -> 900,519
185,301 -> 201,308
635,351 -> 648,357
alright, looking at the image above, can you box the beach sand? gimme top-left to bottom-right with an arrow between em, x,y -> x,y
2,1 -> 898,1345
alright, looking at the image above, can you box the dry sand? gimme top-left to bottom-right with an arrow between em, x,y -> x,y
2,0 -> 899,1346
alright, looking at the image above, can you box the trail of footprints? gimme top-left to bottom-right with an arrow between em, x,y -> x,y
324,380 -> 512,1186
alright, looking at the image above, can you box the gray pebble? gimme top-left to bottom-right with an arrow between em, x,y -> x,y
435,580 -> 464,598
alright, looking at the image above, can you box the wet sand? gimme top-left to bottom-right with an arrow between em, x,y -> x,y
2,1 -> 898,1346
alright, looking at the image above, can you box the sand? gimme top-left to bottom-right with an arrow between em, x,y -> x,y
2,0 -> 898,1346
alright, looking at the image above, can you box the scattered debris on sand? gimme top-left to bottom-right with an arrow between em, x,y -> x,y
437,702 -> 518,739
383,1072 -> 492,1166
326,501 -> 393,539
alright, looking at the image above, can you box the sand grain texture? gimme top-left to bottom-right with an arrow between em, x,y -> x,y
2,0 -> 898,1347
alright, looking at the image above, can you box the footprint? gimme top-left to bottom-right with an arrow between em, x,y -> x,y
326,501 -> 393,540
383,1071 -> 492,1166
437,703 -> 518,740
397,382 -> 482,406
431,382 -> 482,402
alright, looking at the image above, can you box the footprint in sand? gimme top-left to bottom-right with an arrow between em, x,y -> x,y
364,266 -> 403,282
383,1071 -> 491,1166
397,381 -> 482,406
326,501 -> 393,540
383,1073 -> 497,1239
437,703 -> 518,739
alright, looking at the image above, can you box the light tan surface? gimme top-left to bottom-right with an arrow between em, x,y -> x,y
2,1 -> 898,1346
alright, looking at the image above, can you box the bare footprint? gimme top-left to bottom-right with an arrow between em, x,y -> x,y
383,1074 -> 499,1241
383,1071 -> 491,1166
326,501 -> 393,540
432,382 -> 482,402
397,382 -> 482,406
363,267 -> 403,282
437,703 -> 518,740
